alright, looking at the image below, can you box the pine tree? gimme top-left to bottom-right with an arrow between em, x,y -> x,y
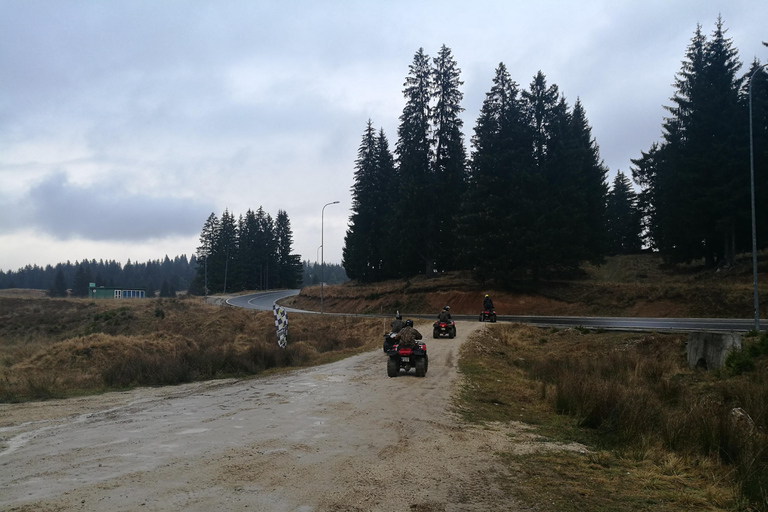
431,45 -> 467,270
71,264 -> 92,297
215,209 -> 237,293
343,120 -> 381,281
606,171 -> 642,254
744,58 -> 768,251
193,212 -> 219,295
394,48 -> 435,276
275,210 -> 302,288
639,19 -> 745,265
49,267 -> 68,297
462,62 -> 529,281
375,128 -> 399,279
518,71 -> 566,279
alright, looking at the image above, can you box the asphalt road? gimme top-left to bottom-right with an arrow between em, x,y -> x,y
228,289 -> 762,332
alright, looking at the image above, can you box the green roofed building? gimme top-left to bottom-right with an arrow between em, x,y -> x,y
89,283 -> 146,299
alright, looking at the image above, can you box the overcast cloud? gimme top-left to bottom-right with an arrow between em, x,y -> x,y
1,0 -> 766,272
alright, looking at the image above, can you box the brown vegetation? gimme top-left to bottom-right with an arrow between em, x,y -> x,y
458,324 -> 768,510
0,296 -> 385,402
288,254 -> 768,318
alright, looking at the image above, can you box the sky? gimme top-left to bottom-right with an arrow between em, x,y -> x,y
1,0 -> 767,273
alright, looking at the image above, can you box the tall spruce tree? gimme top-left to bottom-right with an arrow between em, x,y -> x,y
606,171 -> 642,254
461,62 -> 529,281
193,212 -> 219,295
559,98 -> 608,265
49,266 -> 68,297
519,72 -> 566,279
638,19 -> 745,265
631,142 -> 663,249
72,264 -> 92,297
343,120 -> 383,281
275,209 -> 302,288
743,58 -> 768,251
431,45 -> 467,269
375,128 -> 399,279
394,48 -> 435,276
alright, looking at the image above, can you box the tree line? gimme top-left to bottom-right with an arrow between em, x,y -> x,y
632,19 -> 768,266
188,207 -> 303,295
0,255 -> 197,297
344,20 -> 766,283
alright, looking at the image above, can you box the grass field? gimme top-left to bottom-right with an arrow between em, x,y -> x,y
457,324 -> 768,511
0,295 -> 387,402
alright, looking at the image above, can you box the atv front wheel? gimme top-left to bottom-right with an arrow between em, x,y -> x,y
387,357 -> 398,378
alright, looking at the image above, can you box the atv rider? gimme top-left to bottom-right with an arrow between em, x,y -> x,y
438,305 -> 452,323
483,294 -> 494,311
390,312 -> 405,333
393,319 -> 422,348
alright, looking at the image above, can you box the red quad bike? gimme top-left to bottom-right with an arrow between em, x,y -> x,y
387,342 -> 428,377
479,310 -> 497,322
432,320 -> 456,338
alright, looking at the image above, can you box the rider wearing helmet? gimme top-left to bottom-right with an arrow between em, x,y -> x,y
394,319 -> 422,348
438,305 -> 452,323
483,294 -> 494,311
390,312 -> 405,333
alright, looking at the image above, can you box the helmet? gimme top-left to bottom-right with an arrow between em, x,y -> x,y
405,319 -> 413,327
485,294 -> 489,298
443,306 -> 450,311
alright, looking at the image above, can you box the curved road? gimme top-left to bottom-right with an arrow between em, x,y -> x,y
229,289 -> 762,332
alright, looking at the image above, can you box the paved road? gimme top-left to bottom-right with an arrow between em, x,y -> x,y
228,290 -> 762,332
226,289 -> 302,311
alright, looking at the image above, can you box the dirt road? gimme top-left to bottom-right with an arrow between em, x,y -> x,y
1,321 -> 537,511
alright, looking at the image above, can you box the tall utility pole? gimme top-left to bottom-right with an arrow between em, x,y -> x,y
748,61 -> 767,332
321,201 -> 339,314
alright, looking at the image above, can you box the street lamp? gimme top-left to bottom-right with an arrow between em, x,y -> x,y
748,62 -> 767,332
321,201 -> 339,314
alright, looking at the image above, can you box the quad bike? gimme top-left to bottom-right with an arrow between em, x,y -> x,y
432,320 -> 456,339
479,310 -> 497,322
387,342 -> 428,377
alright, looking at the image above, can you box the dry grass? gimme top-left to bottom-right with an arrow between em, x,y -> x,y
458,324 -> 768,511
0,296 -> 384,402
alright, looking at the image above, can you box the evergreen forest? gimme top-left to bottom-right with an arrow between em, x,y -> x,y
187,207 -> 304,295
0,255 -> 197,298
343,22 -> 768,283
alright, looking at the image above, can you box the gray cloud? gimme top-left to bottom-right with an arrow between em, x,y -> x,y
10,173 -> 215,242
1,0 -> 767,270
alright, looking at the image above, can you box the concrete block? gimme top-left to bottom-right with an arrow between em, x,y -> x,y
687,331 -> 742,370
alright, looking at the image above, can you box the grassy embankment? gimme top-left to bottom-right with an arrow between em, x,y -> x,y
0,295 -> 386,402
458,324 -> 768,511
287,253 -> 768,318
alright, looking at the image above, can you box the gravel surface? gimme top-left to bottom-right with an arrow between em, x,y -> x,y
0,321 -> 564,511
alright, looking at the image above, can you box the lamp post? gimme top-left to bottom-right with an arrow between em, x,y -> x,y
748,62 -> 767,332
321,201 -> 339,314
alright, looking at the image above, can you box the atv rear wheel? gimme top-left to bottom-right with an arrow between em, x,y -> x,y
433,330 -> 439,339
415,357 -> 426,377
387,357 -> 398,378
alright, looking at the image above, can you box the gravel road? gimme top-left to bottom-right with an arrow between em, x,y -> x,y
0,321 -> 550,511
